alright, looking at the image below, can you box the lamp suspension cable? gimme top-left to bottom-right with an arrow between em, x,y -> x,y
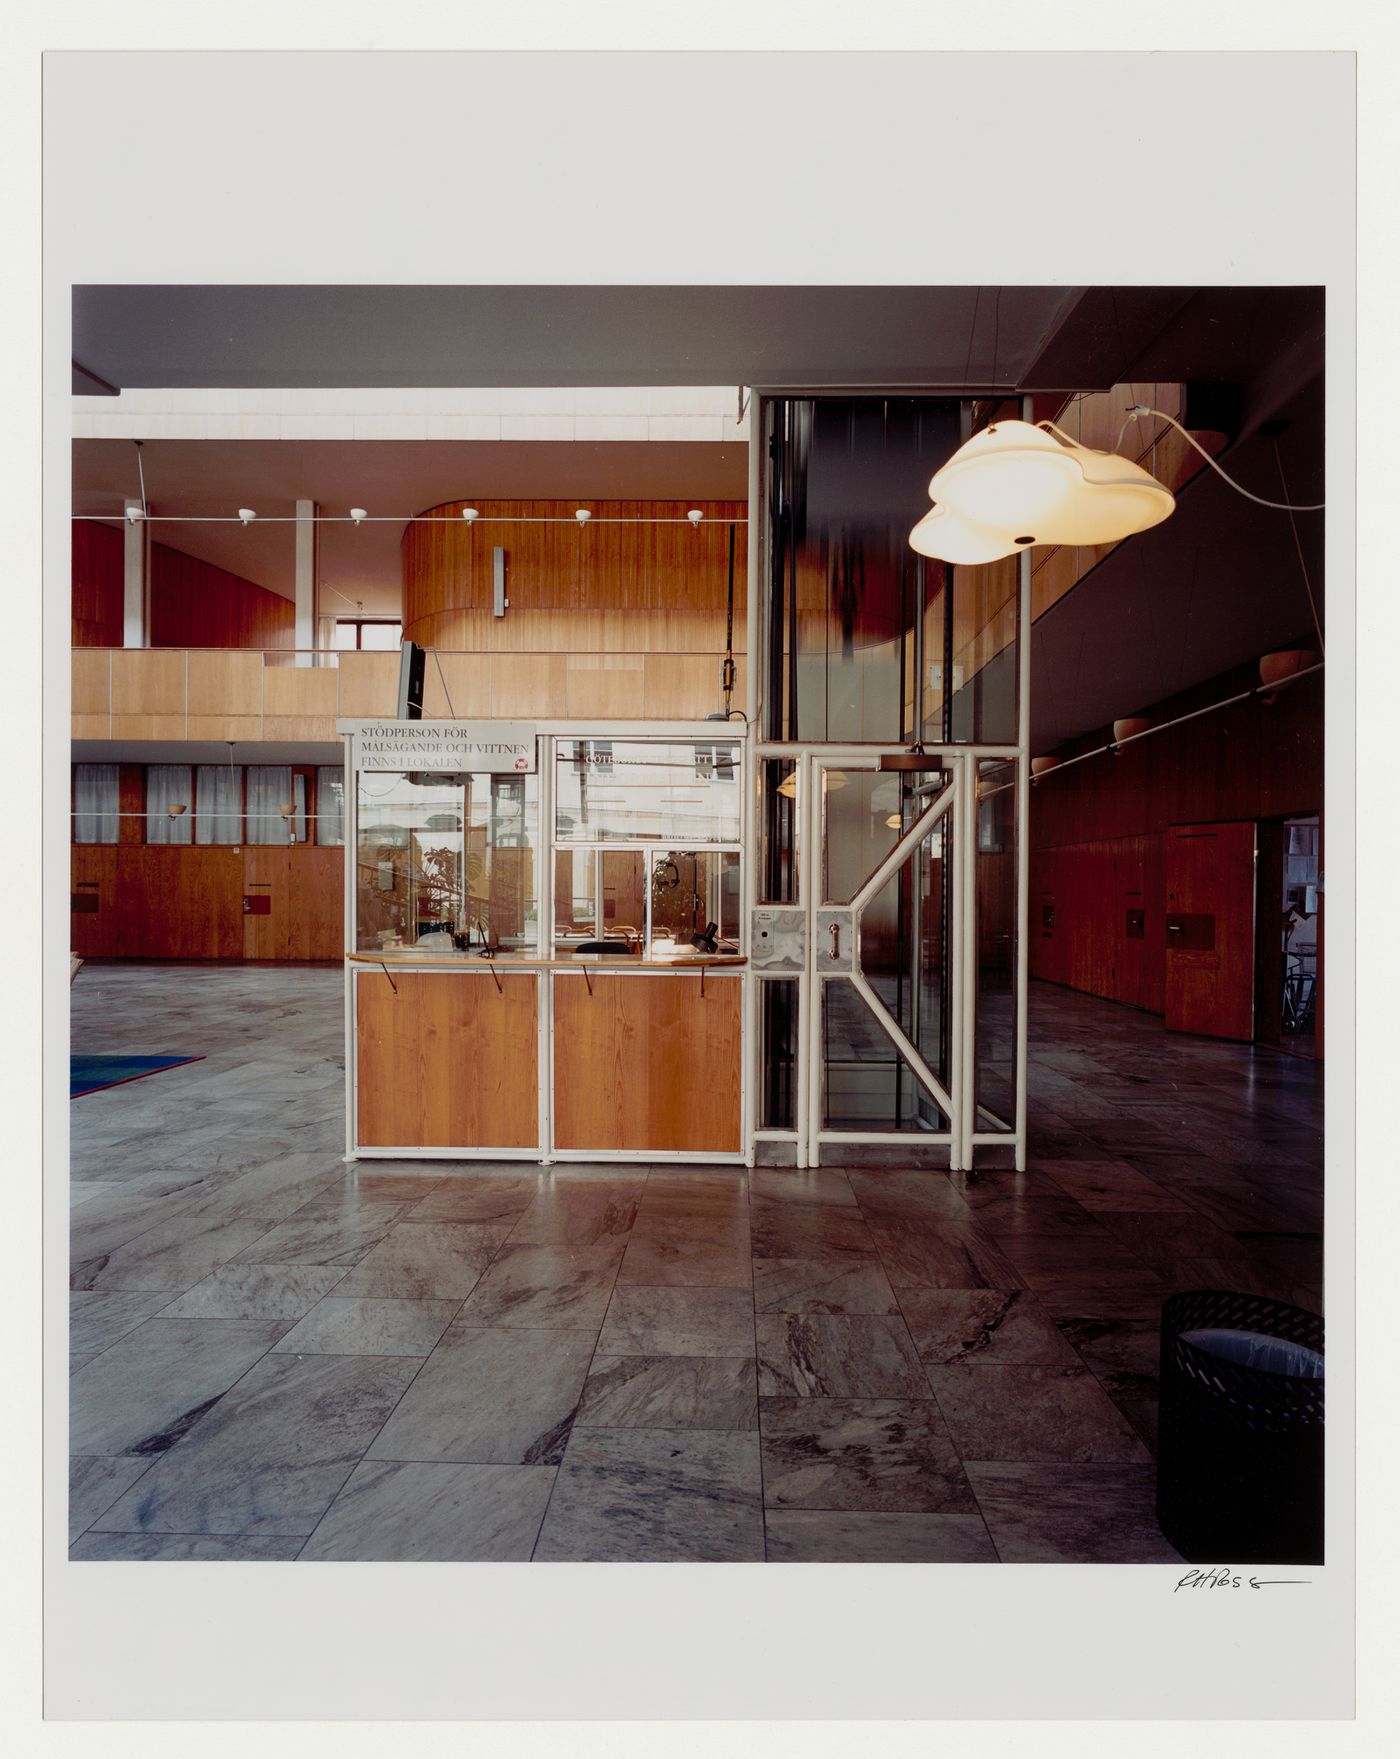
1115,407 -> 1325,512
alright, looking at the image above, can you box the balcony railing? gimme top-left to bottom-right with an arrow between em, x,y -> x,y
71,645 -> 746,741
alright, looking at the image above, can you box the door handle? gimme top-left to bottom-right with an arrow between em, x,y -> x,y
829,922 -> 841,960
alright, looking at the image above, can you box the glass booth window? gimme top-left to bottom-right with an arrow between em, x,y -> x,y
555,740 -> 741,844
356,770 -> 540,953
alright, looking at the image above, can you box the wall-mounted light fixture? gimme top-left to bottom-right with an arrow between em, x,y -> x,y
237,508 -> 257,524
349,507 -> 367,524
1259,649 -> 1315,701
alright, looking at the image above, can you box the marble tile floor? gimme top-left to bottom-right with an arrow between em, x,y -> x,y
67,964 -> 1322,1564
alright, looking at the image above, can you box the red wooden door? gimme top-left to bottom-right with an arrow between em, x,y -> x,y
1164,821 -> 1257,1040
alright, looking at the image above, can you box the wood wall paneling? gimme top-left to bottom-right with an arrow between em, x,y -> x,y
70,847 -> 118,956
419,653 -> 491,720
402,500 -> 748,647
71,650 -> 111,738
287,848 -> 345,961
118,766 -> 145,847
565,653 -> 646,720
551,971 -> 743,1154
261,665 -> 340,740
110,649 -> 188,739
355,970 -> 539,1149
491,653 -> 567,719
71,520 -> 125,647
1030,671 -> 1321,1029
186,649 -> 264,742
335,651 -> 399,718
150,543 -> 295,653
242,846 -> 291,960
113,847 -> 244,959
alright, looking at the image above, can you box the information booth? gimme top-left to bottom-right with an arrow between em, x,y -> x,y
340,718 -> 749,1163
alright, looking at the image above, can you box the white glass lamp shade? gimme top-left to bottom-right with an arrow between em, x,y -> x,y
908,420 -> 1175,563
908,502 -> 1020,565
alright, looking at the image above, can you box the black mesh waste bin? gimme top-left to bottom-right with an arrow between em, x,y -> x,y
1157,1290 -> 1324,1564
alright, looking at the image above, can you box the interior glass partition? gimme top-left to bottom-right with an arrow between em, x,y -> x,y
355,768 -> 541,952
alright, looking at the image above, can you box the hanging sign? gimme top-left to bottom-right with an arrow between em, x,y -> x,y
342,720 -> 537,774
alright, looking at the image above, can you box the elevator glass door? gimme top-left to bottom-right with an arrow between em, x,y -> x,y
806,753 -> 968,1164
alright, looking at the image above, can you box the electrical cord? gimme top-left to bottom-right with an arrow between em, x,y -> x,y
1115,407 -> 1325,511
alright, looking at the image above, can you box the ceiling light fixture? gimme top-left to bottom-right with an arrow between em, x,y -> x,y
909,419 -> 1175,565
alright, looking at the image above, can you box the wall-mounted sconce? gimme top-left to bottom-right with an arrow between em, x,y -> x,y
1112,717 -> 1152,751
1259,648 -> 1315,702
237,508 -> 257,524
167,802 -> 188,819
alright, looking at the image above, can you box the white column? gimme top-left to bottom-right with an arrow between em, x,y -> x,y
295,498 -> 317,665
122,502 -> 147,646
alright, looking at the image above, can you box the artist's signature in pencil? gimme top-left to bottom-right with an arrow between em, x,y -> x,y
1175,1567 -> 1313,1591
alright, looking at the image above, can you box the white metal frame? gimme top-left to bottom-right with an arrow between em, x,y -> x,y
343,720 -> 752,1165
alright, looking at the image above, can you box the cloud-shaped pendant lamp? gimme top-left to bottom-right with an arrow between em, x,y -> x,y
909,419 -> 1175,564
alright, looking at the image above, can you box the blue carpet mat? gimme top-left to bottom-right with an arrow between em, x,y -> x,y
71,1053 -> 205,1098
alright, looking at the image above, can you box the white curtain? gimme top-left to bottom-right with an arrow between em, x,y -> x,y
145,765 -> 193,845
195,765 -> 243,845
73,764 -> 119,844
246,765 -> 293,845
316,767 -> 345,845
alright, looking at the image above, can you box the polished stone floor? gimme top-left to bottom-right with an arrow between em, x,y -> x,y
67,965 -> 1323,1564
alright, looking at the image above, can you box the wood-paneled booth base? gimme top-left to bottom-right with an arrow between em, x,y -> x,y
350,963 -> 744,1160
